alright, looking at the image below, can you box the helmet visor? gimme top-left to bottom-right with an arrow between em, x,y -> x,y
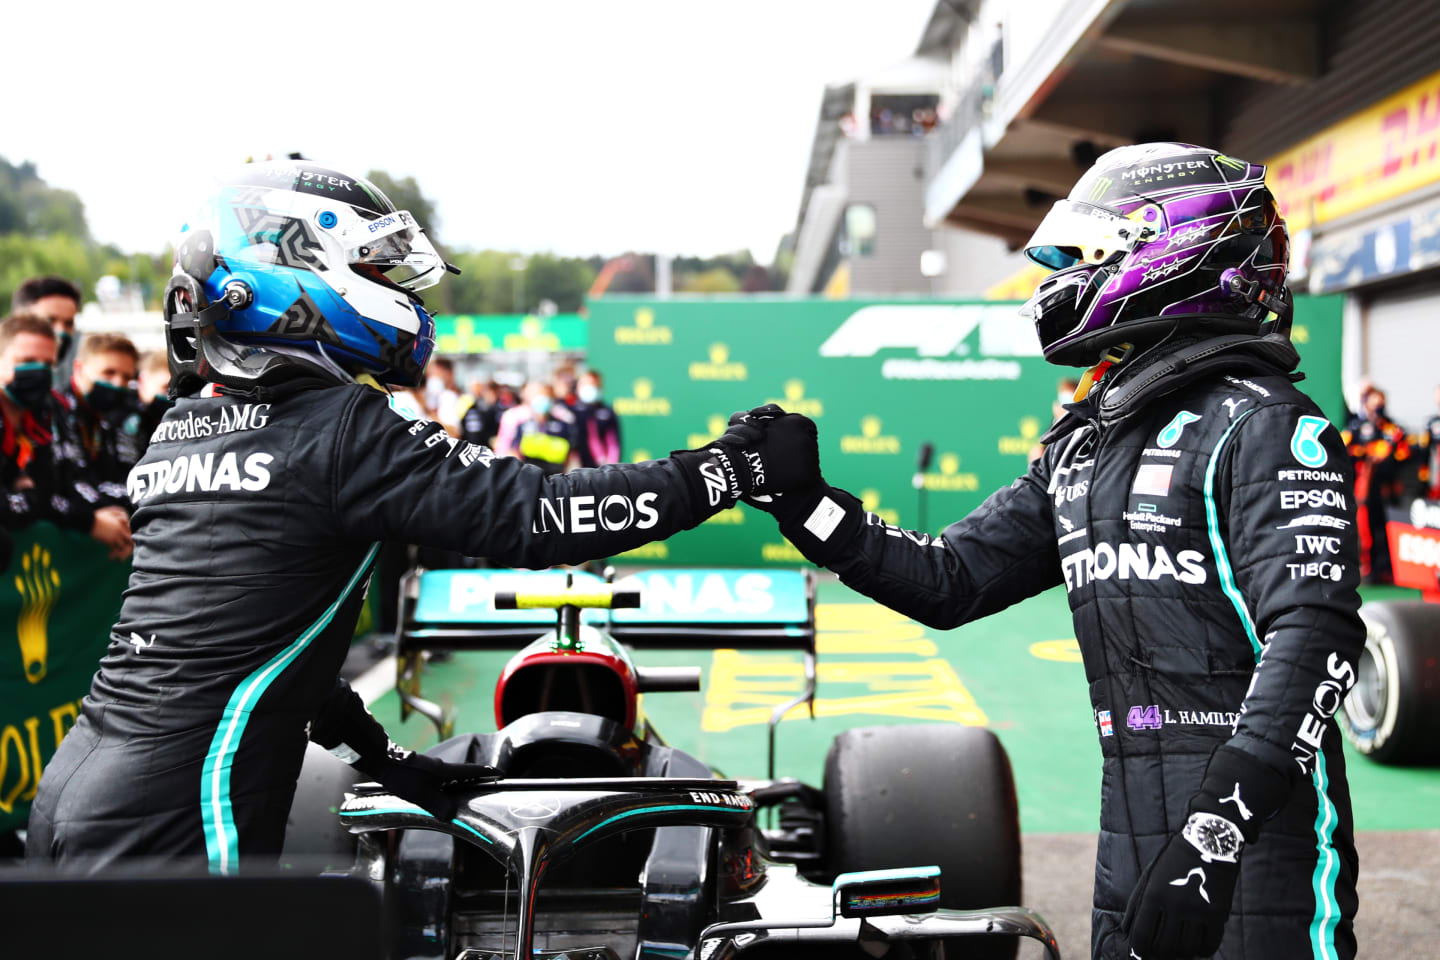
343,211 -> 446,291
1024,200 -> 1152,271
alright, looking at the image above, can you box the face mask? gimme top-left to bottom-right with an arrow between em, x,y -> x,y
146,394 -> 175,416
426,376 -> 443,395
5,363 -> 53,413
531,396 -> 552,416
577,383 -> 600,404
86,380 -> 136,414
56,331 -> 75,362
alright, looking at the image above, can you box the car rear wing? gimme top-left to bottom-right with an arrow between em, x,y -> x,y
401,567 -> 815,648
395,567 -> 817,776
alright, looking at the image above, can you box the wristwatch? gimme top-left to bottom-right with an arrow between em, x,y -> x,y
1182,812 -> 1244,863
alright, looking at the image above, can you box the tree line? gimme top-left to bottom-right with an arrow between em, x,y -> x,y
0,158 -> 782,316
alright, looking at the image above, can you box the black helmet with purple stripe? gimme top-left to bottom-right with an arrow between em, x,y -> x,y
1022,142 -> 1291,367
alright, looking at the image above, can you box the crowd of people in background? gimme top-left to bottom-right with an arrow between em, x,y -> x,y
0,276 -> 173,568
1341,380 -> 1440,583
376,361 -> 624,634
387,359 -> 623,475
0,273 -> 627,576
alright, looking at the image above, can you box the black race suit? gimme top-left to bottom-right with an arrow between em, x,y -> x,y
793,344 -> 1362,960
27,379 -> 725,874
60,385 -> 147,510
0,392 -> 104,535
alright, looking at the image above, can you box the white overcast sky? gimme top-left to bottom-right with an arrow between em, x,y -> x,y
1,0 -> 934,262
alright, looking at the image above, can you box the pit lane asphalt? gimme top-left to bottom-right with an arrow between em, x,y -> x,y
1017,830 -> 1440,958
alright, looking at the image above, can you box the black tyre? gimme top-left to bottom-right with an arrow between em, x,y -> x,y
281,742 -> 359,872
1341,601 -> 1440,764
824,724 -> 1021,960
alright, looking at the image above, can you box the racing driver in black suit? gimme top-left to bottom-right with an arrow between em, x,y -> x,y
747,144 -> 1363,960
26,161 -> 818,875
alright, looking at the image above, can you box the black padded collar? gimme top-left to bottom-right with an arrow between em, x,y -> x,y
1041,332 -> 1302,444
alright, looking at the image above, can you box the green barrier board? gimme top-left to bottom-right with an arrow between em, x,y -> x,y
585,296 -> 1345,566
434,313 -> 587,354
0,525 -> 130,831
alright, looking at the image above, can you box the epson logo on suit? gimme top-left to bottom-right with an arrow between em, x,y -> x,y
531,493 -> 660,534
1279,489 -> 1347,511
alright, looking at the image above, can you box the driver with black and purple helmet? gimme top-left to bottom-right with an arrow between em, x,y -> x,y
745,143 -> 1363,960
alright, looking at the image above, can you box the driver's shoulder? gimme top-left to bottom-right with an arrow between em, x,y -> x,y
1180,371 -> 1322,425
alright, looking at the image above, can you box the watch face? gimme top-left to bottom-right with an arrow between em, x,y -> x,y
1193,816 -> 1242,858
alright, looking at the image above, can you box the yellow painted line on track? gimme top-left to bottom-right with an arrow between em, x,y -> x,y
701,603 -> 987,732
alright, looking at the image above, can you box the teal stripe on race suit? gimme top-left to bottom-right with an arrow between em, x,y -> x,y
1201,407 -> 1339,958
200,544 -> 379,874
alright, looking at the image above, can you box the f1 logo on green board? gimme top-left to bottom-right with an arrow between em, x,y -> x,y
1291,416 -> 1330,468
1157,411 -> 1202,449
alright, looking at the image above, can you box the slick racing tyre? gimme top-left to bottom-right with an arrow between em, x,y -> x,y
1341,601 -> 1440,764
825,725 -> 1021,960
280,741 -> 359,872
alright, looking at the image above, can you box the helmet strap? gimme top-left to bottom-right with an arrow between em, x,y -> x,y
1073,344 -> 1132,402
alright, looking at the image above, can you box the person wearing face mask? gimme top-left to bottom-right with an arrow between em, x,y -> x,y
137,350 -> 174,444
575,369 -> 621,467
424,356 -> 462,434
12,275 -> 83,384
61,333 -> 146,510
515,383 -> 575,474
458,380 -> 502,448
0,313 -> 131,559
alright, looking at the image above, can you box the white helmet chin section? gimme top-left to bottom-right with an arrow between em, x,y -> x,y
1024,200 -> 1158,271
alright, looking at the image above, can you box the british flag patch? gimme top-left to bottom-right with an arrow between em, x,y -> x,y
1098,710 -> 1114,737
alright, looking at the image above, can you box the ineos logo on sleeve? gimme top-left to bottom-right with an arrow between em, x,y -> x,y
1290,652 -> 1356,772
531,492 -> 660,534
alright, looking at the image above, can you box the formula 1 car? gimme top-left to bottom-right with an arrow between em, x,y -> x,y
1338,499 -> 1440,764
286,567 -> 1061,959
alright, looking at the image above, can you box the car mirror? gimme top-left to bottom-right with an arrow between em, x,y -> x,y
832,866 -> 941,919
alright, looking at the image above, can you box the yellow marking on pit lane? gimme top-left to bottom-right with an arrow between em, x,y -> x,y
815,603 -> 934,653
1029,639 -> 1083,663
701,603 -> 981,731
819,635 -> 937,656
701,654 -> 988,731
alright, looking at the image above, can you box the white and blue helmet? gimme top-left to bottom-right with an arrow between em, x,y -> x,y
170,161 -> 450,387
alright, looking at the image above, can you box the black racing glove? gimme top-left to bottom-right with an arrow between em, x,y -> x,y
726,406 -> 865,567
309,680 -> 500,821
1122,746 -> 1292,959
671,403 -> 821,519
352,746 -> 500,822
